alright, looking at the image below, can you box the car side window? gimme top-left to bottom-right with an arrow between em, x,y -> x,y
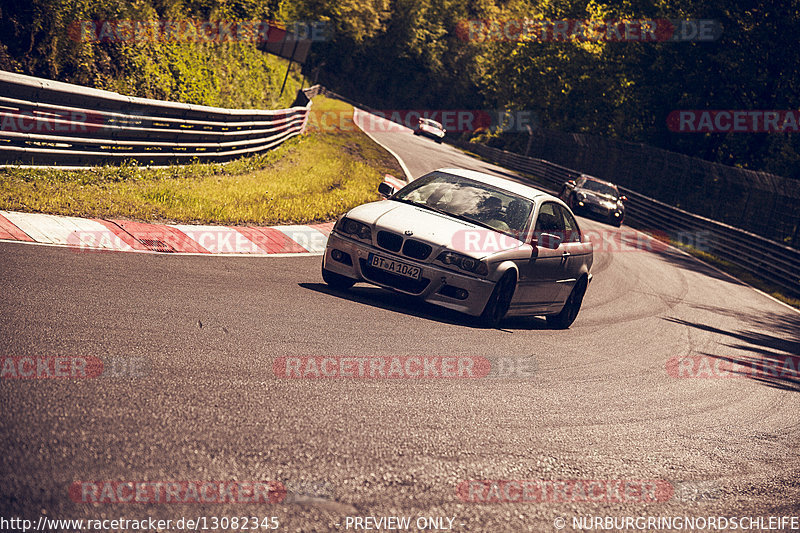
535,202 -> 566,238
557,205 -> 582,243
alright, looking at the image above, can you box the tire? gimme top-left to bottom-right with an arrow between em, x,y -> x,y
322,266 -> 356,290
546,278 -> 587,329
480,272 -> 516,328
612,218 -> 623,228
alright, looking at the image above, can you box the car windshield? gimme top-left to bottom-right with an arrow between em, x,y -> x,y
580,178 -> 619,198
420,118 -> 443,129
393,171 -> 534,237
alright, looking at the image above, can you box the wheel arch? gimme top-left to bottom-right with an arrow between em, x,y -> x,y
492,261 -> 519,284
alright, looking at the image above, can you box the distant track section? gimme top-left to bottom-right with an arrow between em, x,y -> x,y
455,140 -> 800,299
0,70 -> 320,166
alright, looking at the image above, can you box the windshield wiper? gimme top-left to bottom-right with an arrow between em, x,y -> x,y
392,198 -> 459,218
448,214 -> 500,232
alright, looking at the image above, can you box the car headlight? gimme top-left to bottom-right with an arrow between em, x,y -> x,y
335,216 -> 372,241
436,251 -> 489,276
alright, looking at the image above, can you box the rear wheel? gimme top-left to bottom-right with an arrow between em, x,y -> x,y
480,272 -> 516,328
546,277 -> 587,329
322,266 -> 356,290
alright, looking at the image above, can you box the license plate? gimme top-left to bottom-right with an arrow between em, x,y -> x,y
368,253 -> 421,280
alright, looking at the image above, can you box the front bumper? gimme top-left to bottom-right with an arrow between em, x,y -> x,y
323,232 -> 496,316
415,128 -> 445,140
573,200 -> 623,221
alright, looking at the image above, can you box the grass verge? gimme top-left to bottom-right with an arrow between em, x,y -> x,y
0,96 -> 403,225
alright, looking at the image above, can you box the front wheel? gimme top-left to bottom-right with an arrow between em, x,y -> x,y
480,272 -> 516,328
322,266 -> 356,290
546,278 -> 587,329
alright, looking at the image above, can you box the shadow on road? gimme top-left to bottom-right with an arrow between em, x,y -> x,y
650,246 -> 749,286
300,282 -> 551,331
664,306 -> 800,392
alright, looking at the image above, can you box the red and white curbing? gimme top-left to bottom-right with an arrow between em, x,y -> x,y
0,175 -> 406,256
383,173 -> 407,191
0,210 -> 332,256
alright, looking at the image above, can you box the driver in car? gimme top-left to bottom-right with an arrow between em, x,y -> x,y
475,196 -> 510,232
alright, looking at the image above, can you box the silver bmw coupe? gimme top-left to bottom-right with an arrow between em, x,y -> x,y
322,168 -> 594,328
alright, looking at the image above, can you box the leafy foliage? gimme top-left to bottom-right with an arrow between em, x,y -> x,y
2,0 -> 800,177
0,0 -> 303,108
293,0 -> 800,179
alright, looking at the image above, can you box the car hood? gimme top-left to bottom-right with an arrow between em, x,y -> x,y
345,200 -> 526,259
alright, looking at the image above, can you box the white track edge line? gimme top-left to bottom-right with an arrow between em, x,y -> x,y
352,107 -> 412,182
626,226 -> 800,316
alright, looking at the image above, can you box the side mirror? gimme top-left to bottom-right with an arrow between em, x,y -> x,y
619,195 -> 628,202
538,233 -> 562,250
378,182 -> 395,198
566,180 -> 576,187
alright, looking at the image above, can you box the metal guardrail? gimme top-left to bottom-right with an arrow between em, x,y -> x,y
527,127 -> 800,249
456,141 -> 800,298
0,70 -> 320,166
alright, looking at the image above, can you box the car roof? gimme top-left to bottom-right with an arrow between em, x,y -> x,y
434,168 -> 556,202
579,174 -> 618,187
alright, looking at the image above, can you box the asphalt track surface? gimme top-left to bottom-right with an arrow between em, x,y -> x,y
1,109 -> 800,532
